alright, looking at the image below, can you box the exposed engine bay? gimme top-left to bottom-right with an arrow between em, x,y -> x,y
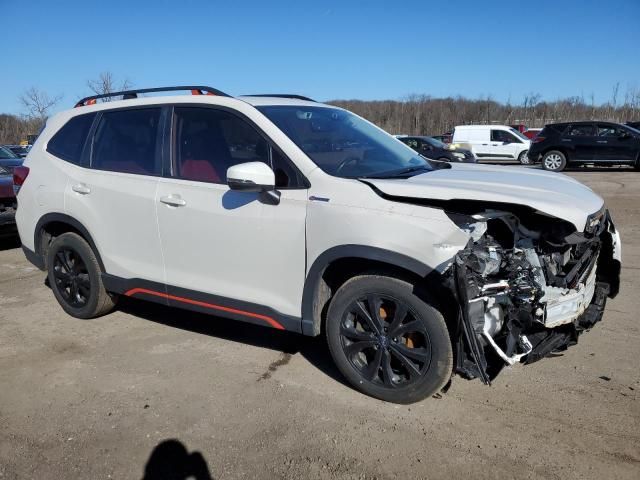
447,205 -> 621,384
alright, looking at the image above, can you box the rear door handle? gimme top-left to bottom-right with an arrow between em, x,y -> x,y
561,139 -> 572,142
72,183 -> 91,195
481,143 -> 488,146
596,140 -> 608,144
160,195 -> 187,207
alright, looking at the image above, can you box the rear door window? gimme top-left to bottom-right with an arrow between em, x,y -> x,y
47,113 -> 97,165
91,108 -> 162,175
566,124 -> 595,137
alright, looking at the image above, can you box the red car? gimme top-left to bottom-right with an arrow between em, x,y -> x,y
510,124 -> 542,139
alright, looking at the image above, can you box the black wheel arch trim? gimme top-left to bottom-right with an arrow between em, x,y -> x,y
301,245 -> 433,336
34,213 -> 106,272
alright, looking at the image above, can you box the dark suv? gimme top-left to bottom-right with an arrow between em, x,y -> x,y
529,121 -> 640,172
397,136 -> 476,163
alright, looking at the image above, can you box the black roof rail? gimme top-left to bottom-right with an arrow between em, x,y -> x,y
242,94 -> 316,102
74,85 -> 231,107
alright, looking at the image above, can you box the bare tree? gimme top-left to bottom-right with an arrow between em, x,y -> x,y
86,72 -> 133,100
19,87 -> 62,119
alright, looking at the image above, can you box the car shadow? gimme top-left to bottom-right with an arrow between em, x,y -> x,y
0,231 -> 20,251
116,297 -> 349,388
142,439 -> 213,480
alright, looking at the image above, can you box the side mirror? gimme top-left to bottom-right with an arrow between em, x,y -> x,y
227,162 -> 280,205
619,132 -> 631,140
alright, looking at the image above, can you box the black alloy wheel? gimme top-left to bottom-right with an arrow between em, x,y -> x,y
52,247 -> 91,308
339,294 -> 431,387
326,274 -> 452,403
46,232 -> 116,318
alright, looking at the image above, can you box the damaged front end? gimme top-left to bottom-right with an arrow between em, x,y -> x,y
448,206 -> 621,383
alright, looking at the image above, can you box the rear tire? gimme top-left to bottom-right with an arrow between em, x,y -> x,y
518,150 -> 531,165
46,232 -> 116,319
325,274 -> 453,404
542,150 -> 567,172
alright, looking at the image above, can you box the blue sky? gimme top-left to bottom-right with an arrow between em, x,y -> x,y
2,0 -> 639,115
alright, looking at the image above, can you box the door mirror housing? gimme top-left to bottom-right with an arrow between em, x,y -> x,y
619,132 -> 631,140
227,162 -> 275,192
227,162 -> 280,205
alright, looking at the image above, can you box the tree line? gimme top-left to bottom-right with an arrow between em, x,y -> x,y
2,77 -> 639,144
330,86 -> 640,136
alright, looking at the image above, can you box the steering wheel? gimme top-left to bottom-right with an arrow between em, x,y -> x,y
335,156 -> 362,176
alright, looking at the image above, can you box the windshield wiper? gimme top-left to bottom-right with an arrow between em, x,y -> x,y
360,165 -> 433,179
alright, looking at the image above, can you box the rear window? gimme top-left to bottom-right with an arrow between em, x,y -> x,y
47,113 -> 97,164
91,108 -> 162,175
545,124 -> 568,134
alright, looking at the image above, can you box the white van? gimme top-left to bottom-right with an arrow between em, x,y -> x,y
452,125 -> 531,164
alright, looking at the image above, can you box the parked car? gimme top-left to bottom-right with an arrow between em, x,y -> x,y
452,125 -> 531,164
3,144 -> 30,158
523,128 -> 542,139
397,135 -> 476,163
15,85 -> 621,404
0,166 -> 17,232
0,146 -> 24,173
529,121 -> 640,172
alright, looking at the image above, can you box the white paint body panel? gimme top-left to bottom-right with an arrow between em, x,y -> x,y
365,162 -> 604,231
155,178 -> 307,316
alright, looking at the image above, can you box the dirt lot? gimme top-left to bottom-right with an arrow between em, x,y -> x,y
1,167 -> 639,480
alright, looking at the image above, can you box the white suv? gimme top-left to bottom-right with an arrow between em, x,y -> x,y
15,86 -> 621,403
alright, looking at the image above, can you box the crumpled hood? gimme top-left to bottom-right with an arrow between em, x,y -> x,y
364,163 -> 604,231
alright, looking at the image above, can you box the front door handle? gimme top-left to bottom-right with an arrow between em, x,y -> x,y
596,140 -> 608,144
160,195 -> 187,207
72,183 -> 91,195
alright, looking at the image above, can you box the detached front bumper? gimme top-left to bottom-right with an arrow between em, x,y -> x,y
452,211 -> 621,384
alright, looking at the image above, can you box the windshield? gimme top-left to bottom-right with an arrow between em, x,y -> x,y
257,106 -> 434,178
509,128 -> 529,141
0,146 -> 19,159
425,137 -> 447,148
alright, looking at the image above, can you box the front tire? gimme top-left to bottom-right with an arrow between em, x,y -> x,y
326,274 -> 453,404
518,150 -> 531,165
542,150 -> 567,172
46,232 -> 116,319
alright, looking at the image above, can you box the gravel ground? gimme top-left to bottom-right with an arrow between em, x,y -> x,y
0,167 -> 639,479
